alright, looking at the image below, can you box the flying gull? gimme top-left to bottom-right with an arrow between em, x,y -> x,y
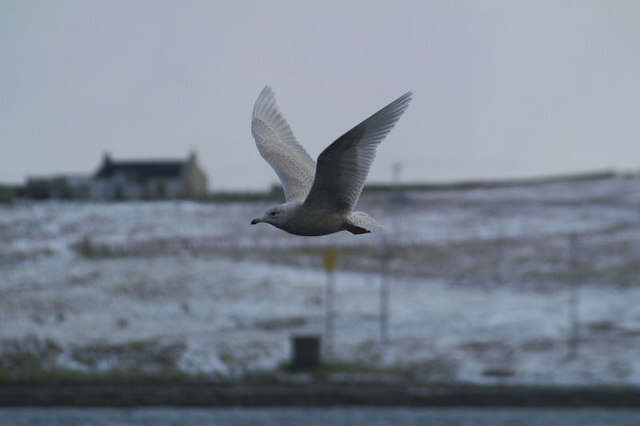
250,86 -> 412,236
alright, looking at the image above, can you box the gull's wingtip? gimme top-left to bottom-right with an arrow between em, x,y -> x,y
390,90 -> 413,117
253,85 -> 277,118
259,85 -> 273,96
256,85 -> 273,100
397,91 -> 413,105
377,91 -> 413,118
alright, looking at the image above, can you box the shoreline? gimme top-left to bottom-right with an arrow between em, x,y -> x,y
2,381 -> 639,408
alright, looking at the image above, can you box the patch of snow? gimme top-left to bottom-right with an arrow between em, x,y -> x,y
1,177 -> 639,384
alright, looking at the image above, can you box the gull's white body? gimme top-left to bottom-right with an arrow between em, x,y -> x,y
250,86 -> 412,236
259,202 -> 348,237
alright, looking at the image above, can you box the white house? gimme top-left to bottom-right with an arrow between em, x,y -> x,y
90,152 -> 208,200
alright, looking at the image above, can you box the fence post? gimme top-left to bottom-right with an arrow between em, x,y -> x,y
567,233 -> 581,359
323,247 -> 338,359
380,241 -> 391,346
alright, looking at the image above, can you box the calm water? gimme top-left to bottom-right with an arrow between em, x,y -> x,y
0,408 -> 638,426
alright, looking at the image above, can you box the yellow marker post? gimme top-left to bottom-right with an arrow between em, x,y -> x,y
323,246 -> 338,359
323,246 -> 338,272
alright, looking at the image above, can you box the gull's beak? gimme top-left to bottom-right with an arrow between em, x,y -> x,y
250,218 -> 262,225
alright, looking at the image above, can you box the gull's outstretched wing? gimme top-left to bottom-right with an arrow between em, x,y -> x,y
251,86 -> 316,202
304,92 -> 412,211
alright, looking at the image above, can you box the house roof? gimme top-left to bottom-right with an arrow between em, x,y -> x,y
94,160 -> 186,179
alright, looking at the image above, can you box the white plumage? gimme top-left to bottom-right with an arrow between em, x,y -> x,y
250,86 -> 412,236
251,87 -> 315,202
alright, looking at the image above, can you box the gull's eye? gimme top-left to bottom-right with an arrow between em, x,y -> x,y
270,211 -> 277,216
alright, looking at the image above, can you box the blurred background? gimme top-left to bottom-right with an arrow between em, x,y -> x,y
1,0 -> 640,413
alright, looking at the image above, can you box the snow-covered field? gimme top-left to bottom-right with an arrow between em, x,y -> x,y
1,177 -> 639,384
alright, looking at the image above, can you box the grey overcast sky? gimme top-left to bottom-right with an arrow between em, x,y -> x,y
2,1 -> 639,190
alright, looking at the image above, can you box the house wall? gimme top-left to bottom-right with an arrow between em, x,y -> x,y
147,179 -> 183,199
89,180 -> 105,200
122,181 -> 142,200
89,153 -> 207,201
165,179 -> 184,198
26,176 -> 91,199
91,174 -> 138,200
182,162 -> 208,199
91,177 -> 184,200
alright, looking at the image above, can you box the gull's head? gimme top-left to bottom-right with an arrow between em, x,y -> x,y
251,206 -> 287,227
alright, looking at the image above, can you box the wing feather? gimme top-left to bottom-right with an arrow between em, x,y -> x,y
304,92 -> 412,211
251,86 -> 315,202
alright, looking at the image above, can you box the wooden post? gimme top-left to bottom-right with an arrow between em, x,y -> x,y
380,242 -> 391,345
568,233 -> 581,359
323,247 -> 338,359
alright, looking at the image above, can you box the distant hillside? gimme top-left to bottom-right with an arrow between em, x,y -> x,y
2,169 -> 628,203
205,169 -> 621,202
363,170 -> 618,194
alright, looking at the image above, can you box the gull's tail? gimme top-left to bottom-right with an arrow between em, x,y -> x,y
346,211 -> 384,235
